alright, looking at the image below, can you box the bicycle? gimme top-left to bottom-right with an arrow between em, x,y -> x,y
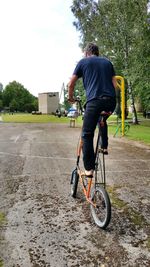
70,100 -> 111,229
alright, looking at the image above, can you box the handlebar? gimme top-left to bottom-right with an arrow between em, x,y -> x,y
68,97 -> 84,113
74,98 -> 83,113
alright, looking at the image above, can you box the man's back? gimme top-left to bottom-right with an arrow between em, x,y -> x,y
73,56 -> 116,102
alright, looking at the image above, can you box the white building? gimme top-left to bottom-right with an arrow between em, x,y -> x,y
38,92 -> 59,114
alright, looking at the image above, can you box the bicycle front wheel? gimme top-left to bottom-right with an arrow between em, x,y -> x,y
90,185 -> 111,229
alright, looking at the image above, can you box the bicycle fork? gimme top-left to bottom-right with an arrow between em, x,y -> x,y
76,138 -> 97,208
95,151 -> 106,188
76,138 -> 83,166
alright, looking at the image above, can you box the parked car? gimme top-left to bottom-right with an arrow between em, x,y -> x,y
67,108 -> 79,118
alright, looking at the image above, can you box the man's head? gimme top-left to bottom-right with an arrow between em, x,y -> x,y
84,43 -> 99,57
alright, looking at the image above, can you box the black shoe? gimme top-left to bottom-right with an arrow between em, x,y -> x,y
85,170 -> 93,178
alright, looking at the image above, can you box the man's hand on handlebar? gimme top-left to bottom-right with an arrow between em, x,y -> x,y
68,97 -> 75,104
68,96 -> 81,104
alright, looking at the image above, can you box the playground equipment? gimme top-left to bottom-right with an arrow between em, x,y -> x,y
115,76 -> 126,136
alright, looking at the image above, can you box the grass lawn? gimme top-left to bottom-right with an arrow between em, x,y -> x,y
108,118 -> 150,145
1,113 -> 150,145
108,121 -> 150,144
1,113 -> 69,123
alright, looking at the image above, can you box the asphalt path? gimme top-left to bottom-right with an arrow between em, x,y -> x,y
0,122 -> 150,267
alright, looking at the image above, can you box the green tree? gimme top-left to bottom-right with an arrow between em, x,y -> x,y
32,98 -> 38,111
130,5 -> 150,113
0,90 -> 3,111
64,80 -> 85,111
63,84 -> 71,110
71,0 -> 149,123
2,81 -> 37,112
74,79 -> 86,107
9,99 -> 18,112
0,100 -> 3,111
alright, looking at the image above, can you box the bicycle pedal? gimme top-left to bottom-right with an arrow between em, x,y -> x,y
99,148 -> 108,155
98,148 -> 102,153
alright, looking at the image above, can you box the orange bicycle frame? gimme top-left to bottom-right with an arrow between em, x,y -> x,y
77,139 -> 96,207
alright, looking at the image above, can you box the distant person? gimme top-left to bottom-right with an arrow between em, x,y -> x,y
68,43 -> 117,177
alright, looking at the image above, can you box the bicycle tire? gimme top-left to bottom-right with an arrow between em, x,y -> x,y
95,149 -> 105,185
90,185 -> 111,229
70,169 -> 79,198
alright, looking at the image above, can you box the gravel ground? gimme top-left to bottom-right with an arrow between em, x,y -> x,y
0,122 -> 150,267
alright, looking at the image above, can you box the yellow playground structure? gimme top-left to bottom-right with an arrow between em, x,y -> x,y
115,76 -> 126,136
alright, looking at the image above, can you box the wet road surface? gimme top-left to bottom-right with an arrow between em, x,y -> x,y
0,122 -> 150,267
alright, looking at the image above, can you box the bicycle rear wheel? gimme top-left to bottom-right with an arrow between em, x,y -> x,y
90,185 -> 111,229
70,168 -> 79,198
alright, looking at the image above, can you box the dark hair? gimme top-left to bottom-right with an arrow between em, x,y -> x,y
85,43 -> 99,56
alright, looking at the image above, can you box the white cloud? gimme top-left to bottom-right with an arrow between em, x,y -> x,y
0,0 -> 83,96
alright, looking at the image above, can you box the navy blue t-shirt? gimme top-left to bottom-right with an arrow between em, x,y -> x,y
73,56 -> 116,102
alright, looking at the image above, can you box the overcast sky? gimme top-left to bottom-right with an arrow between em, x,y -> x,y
0,0 -> 83,96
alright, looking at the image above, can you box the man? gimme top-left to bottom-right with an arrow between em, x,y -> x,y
68,43 -> 117,177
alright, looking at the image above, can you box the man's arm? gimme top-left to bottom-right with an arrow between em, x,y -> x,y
68,75 -> 78,102
112,76 -> 117,89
